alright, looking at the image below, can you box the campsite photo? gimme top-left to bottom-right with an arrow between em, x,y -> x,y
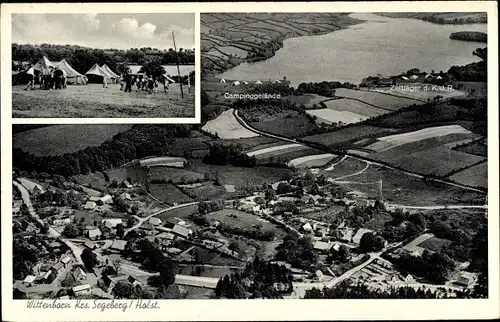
11,13 -> 195,118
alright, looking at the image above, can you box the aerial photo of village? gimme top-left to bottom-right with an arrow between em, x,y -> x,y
13,12 -> 488,300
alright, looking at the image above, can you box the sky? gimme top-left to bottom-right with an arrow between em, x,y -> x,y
12,13 -> 195,50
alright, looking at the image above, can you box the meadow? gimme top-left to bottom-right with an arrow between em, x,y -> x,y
12,84 -> 194,118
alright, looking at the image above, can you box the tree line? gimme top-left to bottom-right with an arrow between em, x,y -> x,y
13,125 -> 193,177
12,43 -> 195,74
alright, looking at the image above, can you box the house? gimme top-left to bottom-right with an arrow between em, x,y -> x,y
84,201 -> 97,210
155,232 -> 175,244
127,275 -> 143,288
100,195 -> 113,204
72,283 -> 92,296
404,274 -> 415,282
149,217 -> 162,226
172,224 -> 190,239
110,239 -> 127,252
53,217 -> 72,226
51,262 -> 65,276
165,217 -> 185,228
120,192 -> 132,200
121,180 -> 133,189
60,256 -> 73,268
313,241 -> 332,253
73,267 -> 87,281
352,228 -> 374,245
338,228 -> 354,243
84,241 -> 98,250
87,228 -> 102,240
302,222 -> 313,232
23,275 -> 36,286
102,218 -> 123,229
48,241 -> 63,250
455,271 -> 478,288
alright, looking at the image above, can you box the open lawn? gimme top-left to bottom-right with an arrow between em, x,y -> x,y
13,124 -> 132,157
370,85 -> 467,101
149,167 -> 206,183
335,88 -> 419,110
284,94 -> 330,108
12,84 -> 195,118
213,136 -> 279,150
301,126 -> 396,149
334,165 -> 486,206
306,109 -> 368,125
287,153 -> 337,168
202,108 -> 259,139
324,98 -> 386,117
205,209 -> 285,236
323,157 -> 368,178
249,110 -> 320,138
449,161 -> 487,189
419,237 -> 453,252
149,183 -> 194,204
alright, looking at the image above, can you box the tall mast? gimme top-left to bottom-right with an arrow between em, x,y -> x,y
172,31 -> 184,99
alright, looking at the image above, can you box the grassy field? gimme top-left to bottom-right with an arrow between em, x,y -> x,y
202,108 -> 259,139
322,157 -> 368,179
156,204 -> 199,222
288,153 -> 337,168
246,143 -> 309,159
12,84 -> 195,118
284,94 -> 330,108
13,124 -> 133,156
453,140 -> 487,157
212,135 -> 278,150
182,182 -> 227,201
324,98 -> 386,117
149,183 -> 194,204
418,237 -> 453,252
449,161 -> 487,189
149,167 -> 206,183
205,209 -> 285,236
248,110 -> 320,138
306,108 -> 368,125
301,126 -> 396,149
370,85 -> 467,101
332,164 -> 486,206
455,81 -> 487,98
334,88 -> 419,110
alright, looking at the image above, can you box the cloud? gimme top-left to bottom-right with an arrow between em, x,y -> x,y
83,13 -> 100,31
112,18 -> 157,39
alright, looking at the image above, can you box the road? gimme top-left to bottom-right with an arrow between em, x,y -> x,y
123,201 -> 199,237
233,109 -> 486,194
385,204 -> 487,211
13,180 -> 84,265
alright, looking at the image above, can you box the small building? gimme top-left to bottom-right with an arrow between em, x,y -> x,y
165,217 -> 184,228
88,196 -> 101,202
313,241 -> 332,253
120,192 -> 132,200
60,256 -> 73,268
255,80 -> 263,85
149,217 -> 162,226
110,239 -> 127,252
155,232 -> 175,245
87,228 -> 102,240
127,275 -> 143,288
73,267 -> 87,281
48,241 -> 63,250
23,275 -> 36,287
455,271 -> 478,288
84,201 -> 97,210
59,295 -> 70,300
404,274 -> 415,282
302,222 -> 314,232
53,217 -> 72,226
102,218 -> 123,229
121,180 -> 133,189
51,262 -> 65,276
100,195 -> 113,204
219,78 -> 226,83
232,80 -> 240,86
172,224 -> 190,239
72,284 -> 92,296
43,270 -> 55,282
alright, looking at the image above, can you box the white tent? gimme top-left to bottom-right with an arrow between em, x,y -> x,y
409,75 -> 418,80
54,59 -> 87,84
401,76 -> 409,80
242,81 -> 249,85
273,80 -> 281,84
219,78 -> 226,83
436,76 -> 443,80
232,81 -> 240,86
33,56 -> 54,71
425,74 -> 433,79
101,64 -> 119,79
255,80 -> 263,85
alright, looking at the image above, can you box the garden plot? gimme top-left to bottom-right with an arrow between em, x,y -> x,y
287,153 -> 337,168
202,108 -> 259,139
366,125 -> 475,152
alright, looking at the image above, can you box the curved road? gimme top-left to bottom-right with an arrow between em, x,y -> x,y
233,109 -> 486,194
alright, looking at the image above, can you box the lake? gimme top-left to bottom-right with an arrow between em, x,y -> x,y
128,64 -> 195,76
218,13 -> 487,86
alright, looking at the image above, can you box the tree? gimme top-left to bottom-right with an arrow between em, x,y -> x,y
62,223 -> 80,238
228,241 -> 240,252
116,223 -> 125,238
112,281 -> 132,299
81,248 -> 98,271
139,57 -> 166,79
359,232 -> 385,252
159,257 -> 177,287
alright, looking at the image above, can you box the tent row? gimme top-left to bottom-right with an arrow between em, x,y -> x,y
32,56 -> 121,85
220,79 -> 282,86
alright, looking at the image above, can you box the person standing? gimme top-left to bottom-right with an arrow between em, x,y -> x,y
54,67 -> 64,90
103,75 -> 108,88
124,72 -> 132,93
48,66 -> 55,90
147,75 -> 154,94
119,74 -> 124,91
62,69 -> 67,88
163,78 -> 170,94
25,66 -> 35,90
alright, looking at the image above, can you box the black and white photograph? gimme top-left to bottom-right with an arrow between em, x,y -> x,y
11,13 -> 195,118
2,1 -> 498,321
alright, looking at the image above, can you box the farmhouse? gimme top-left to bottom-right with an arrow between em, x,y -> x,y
73,267 -> 87,281
72,284 -> 92,296
84,201 -> 97,210
149,217 -> 163,226
87,228 -> 102,240
60,256 -> 73,268
51,262 -> 65,276
156,232 -> 176,244
23,275 -> 36,287
313,241 -> 332,253
455,271 -> 478,288
100,195 -> 113,204
110,239 -> 127,252
172,224 -> 191,239
102,219 -> 123,229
